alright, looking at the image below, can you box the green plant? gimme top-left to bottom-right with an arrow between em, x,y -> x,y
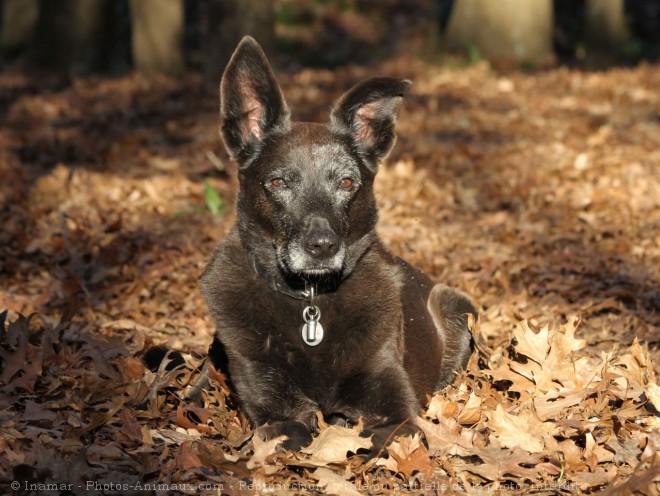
466,42 -> 483,64
204,179 -> 225,216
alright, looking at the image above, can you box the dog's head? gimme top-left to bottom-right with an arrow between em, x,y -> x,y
220,37 -> 410,280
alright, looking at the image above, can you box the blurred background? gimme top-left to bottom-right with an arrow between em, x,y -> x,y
1,0 -> 659,84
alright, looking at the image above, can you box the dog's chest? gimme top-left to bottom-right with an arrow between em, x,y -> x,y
255,292 -> 368,355
238,277 -> 403,374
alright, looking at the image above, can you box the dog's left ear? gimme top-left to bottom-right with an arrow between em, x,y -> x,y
330,77 -> 412,168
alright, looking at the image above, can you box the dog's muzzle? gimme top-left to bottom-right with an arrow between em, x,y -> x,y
281,216 -> 346,275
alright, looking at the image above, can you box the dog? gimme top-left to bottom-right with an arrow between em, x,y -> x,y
196,36 -> 477,453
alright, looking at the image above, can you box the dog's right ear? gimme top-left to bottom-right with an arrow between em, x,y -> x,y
220,36 -> 291,163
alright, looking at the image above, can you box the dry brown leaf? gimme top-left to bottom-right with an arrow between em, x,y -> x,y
646,382 -> 660,410
545,435 -> 588,471
513,320 -> 550,364
313,467 -> 362,496
386,433 -> 433,480
117,408 -> 144,443
483,362 -> 536,395
503,317 -> 593,395
149,428 -> 202,445
101,318 -> 152,334
175,404 -> 212,433
601,456 -> 660,496
426,395 -> 458,420
485,405 -> 546,453
454,446 -> 552,482
584,432 -> 614,469
246,434 -> 285,470
457,392 -> 482,425
175,440 -> 203,470
604,436 -> 644,468
416,416 -> 472,456
196,439 -> 242,468
112,356 -> 147,382
301,425 -> 372,463
22,400 -> 57,422
614,339 -> 656,388
533,389 -> 585,421
570,464 -> 618,490
0,318 -> 43,393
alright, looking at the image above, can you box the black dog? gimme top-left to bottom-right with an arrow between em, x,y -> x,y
198,36 -> 477,452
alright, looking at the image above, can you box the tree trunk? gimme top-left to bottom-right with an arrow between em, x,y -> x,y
26,0 -> 129,75
203,0 -> 276,88
129,0 -> 185,77
0,0 -> 38,58
445,0 -> 554,65
585,0 -> 627,67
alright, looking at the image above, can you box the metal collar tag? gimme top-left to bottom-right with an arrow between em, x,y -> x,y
301,282 -> 323,346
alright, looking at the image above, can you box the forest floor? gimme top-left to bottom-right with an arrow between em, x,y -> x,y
1,58 -> 659,495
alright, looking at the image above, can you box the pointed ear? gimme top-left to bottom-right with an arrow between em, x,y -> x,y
330,77 -> 411,168
220,36 -> 291,163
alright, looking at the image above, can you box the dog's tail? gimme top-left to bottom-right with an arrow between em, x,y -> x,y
427,284 -> 477,390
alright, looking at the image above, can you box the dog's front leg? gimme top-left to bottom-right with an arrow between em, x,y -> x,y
336,363 -> 420,456
359,422 -> 422,459
230,357 -> 318,451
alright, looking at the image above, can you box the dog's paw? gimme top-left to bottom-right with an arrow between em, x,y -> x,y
259,421 -> 313,452
325,413 -> 355,428
358,422 -> 422,459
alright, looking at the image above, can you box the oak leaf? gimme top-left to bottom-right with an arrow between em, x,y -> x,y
301,425 -> 372,463
485,405 -> 546,453
415,416 -> 472,456
175,440 -> 203,470
313,467 -> 363,496
380,433 -> 433,480
512,320 -> 549,364
247,434 -> 285,470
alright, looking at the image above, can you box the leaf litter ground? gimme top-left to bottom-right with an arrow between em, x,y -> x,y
0,60 -> 659,495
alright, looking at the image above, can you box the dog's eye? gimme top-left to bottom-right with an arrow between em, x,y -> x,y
338,178 -> 353,189
270,178 -> 287,188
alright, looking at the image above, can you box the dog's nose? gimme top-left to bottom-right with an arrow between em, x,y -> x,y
304,230 -> 340,259
304,216 -> 340,259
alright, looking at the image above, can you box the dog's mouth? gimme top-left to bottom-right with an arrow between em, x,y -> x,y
278,242 -> 347,278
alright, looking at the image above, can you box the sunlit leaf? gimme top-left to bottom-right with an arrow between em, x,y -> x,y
204,179 -> 225,216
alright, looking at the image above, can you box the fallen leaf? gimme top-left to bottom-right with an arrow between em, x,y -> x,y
301,425 -> 372,463
313,467 -> 363,496
416,416 -> 472,456
247,434 -> 285,470
175,440 -> 203,470
378,433 -> 433,480
485,405 -> 546,453
513,320 -> 549,364
457,392 -> 482,425
646,381 -> 660,412
570,464 -> 618,490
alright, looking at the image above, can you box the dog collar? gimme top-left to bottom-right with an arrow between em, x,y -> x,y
246,251 -> 327,346
246,250 -> 341,297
